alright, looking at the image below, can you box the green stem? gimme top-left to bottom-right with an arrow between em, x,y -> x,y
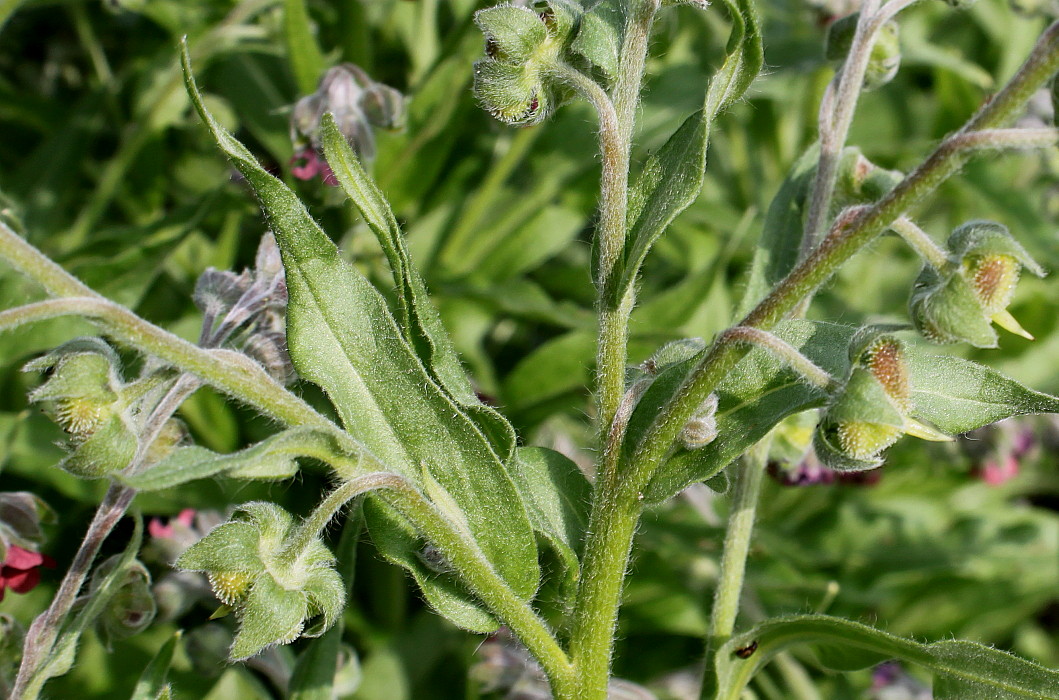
379,476 -> 577,695
722,327 -> 835,390
283,473 -> 399,561
700,444 -> 768,699
632,21 -> 1059,492
889,217 -> 949,269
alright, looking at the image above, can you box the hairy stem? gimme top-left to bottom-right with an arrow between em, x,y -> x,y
699,445 -> 769,699
11,485 -> 135,699
633,21 -> 1059,494
889,217 -> 949,269
722,327 -> 835,390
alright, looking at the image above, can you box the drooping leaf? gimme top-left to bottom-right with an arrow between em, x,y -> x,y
363,498 -> 499,633
610,0 -> 762,306
511,447 -> 592,597
120,427 -> 351,491
907,353 -> 1059,434
183,45 -> 539,620
321,115 -> 517,461
708,615 -> 1059,700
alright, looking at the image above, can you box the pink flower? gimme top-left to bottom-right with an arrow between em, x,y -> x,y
980,455 -> 1019,486
289,147 -> 338,186
148,508 -> 196,540
0,545 -> 56,601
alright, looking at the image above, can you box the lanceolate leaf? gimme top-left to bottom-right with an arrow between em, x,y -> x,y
738,143 -> 820,316
182,45 -> 539,612
129,631 -> 181,700
611,0 -> 762,306
907,353 -> 1059,434
511,447 -> 592,597
708,615 -> 1059,700
320,115 -> 517,461
120,427 -> 351,491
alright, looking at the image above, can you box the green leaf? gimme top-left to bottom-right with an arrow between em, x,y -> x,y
183,43 -> 538,620
283,0 -> 326,95
908,353 -> 1059,434
363,498 -> 499,633
320,115 -> 517,461
232,575 -> 308,661
635,321 -> 852,503
708,615 -> 1059,700
738,143 -> 819,316
129,631 -> 181,700
511,447 -> 591,598
571,0 -> 624,81
120,427 -> 350,491
611,0 -> 762,306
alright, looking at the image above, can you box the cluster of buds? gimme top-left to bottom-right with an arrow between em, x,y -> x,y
910,221 -> 1044,347
194,233 -> 294,384
24,337 -> 139,478
472,3 -> 575,125
814,331 -> 949,470
289,63 -> 405,180
176,502 -> 344,660
825,12 -> 902,90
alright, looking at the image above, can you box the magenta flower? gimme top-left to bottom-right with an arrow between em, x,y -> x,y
148,508 -> 196,540
289,147 -> 337,186
0,545 -> 56,601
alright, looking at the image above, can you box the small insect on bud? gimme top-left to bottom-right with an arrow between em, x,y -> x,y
681,394 -> 719,450
910,221 -> 1044,347
825,14 -> 902,90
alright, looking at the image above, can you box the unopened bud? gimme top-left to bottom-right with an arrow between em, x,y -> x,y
89,557 -> 157,647
910,221 -> 1043,347
680,394 -> 719,450
825,14 -> 901,90
475,5 -> 550,63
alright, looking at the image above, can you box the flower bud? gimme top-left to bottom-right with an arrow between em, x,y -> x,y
833,148 -> 903,210
825,14 -> 901,90
0,492 -> 55,559
475,5 -> 551,63
88,556 -> 156,647
815,333 -> 948,470
193,268 -> 252,320
680,394 -> 719,450
26,338 -> 124,440
473,2 -> 574,125
910,221 -> 1043,347
176,502 -> 344,660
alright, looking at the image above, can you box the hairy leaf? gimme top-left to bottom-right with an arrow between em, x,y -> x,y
183,45 -> 539,618
611,0 -> 762,306
321,115 -> 517,461
707,615 -> 1059,700
129,631 -> 180,700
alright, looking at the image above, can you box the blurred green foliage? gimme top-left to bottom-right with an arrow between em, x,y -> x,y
1,0 -> 1057,697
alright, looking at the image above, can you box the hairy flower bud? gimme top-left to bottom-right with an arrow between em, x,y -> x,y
473,2 -> 574,125
88,556 -> 157,647
680,394 -> 719,450
815,333 -> 948,470
910,221 -> 1044,347
825,14 -> 902,90
176,502 -> 344,660
25,338 -> 137,477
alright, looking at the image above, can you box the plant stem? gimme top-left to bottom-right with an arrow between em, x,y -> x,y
722,327 -> 835,390
562,4 -> 661,696
633,20 -> 1059,492
283,473 -> 397,561
889,217 -> 949,269
699,444 -> 768,699
10,485 -> 135,700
